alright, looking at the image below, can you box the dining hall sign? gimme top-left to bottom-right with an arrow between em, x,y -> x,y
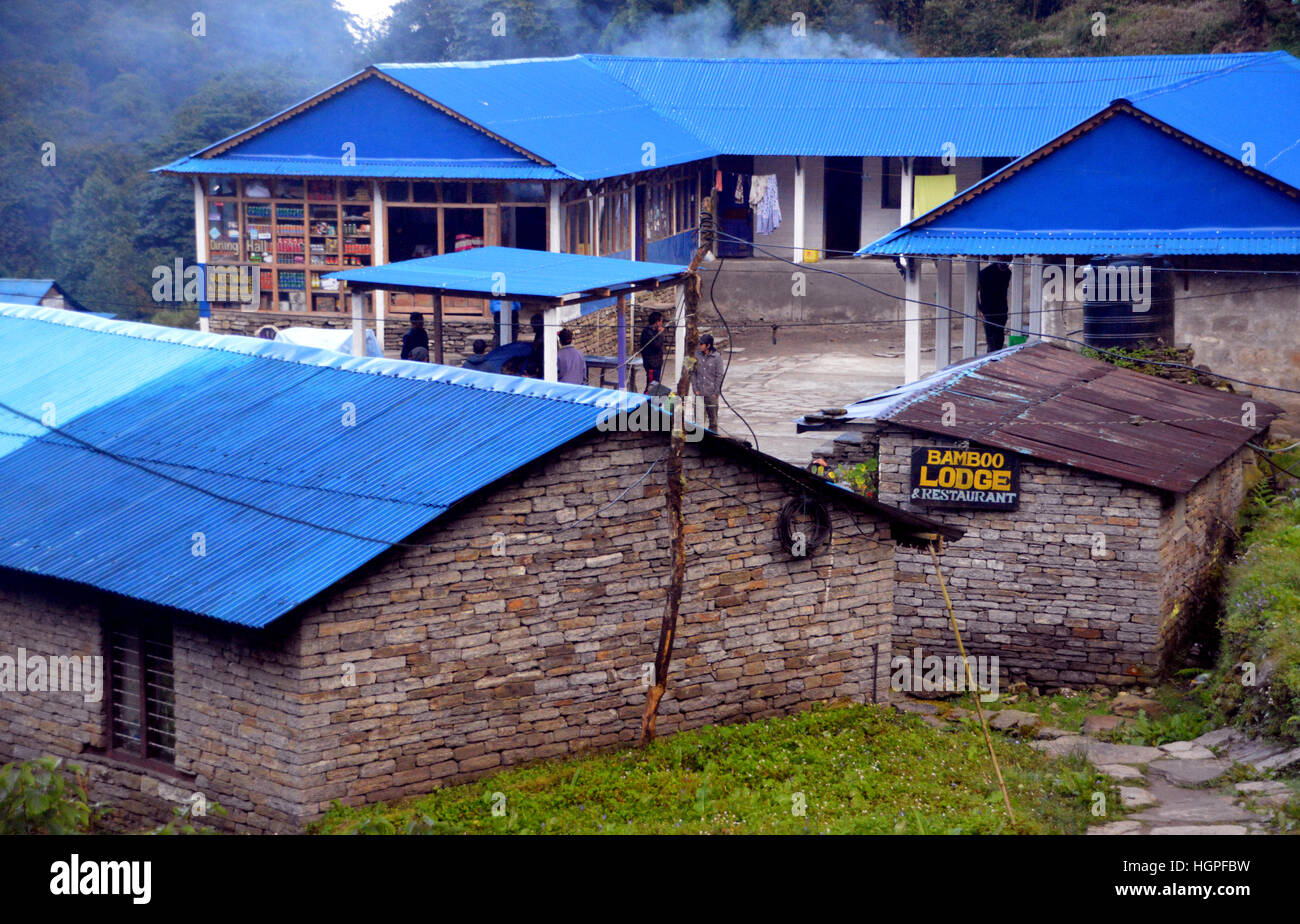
909,446 -> 1021,510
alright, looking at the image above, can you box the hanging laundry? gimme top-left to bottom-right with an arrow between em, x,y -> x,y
754,175 -> 782,236
715,169 -> 723,192
748,174 -> 768,208
734,174 -> 745,204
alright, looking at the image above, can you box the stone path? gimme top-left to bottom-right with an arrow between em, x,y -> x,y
899,700 -> 1299,834
1031,725 -> 1300,836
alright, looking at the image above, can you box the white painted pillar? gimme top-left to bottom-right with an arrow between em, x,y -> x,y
672,283 -> 687,387
963,258 -> 979,357
543,306 -> 558,381
900,157 -> 914,225
371,181 -> 387,353
859,156 -> 873,249
1009,257 -> 1025,340
350,292 -> 365,356
903,259 -> 921,383
1029,255 -> 1044,340
498,304 -> 512,345
548,184 -> 562,253
193,178 -> 210,333
935,258 -> 952,371
793,157 -> 806,262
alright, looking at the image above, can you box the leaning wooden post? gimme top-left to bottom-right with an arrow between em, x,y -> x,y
640,246 -> 708,745
616,293 -> 628,391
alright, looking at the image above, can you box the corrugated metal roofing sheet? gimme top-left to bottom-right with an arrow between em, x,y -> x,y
0,279 -> 57,304
860,106 -> 1300,257
157,154 -> 566,180
377,58 -> 717,179
327,247 -> 687,301
1126,54 -> 1300,189
0,303 -> 651,628
818,342 -> 1281,493
586,52 -> 1278,157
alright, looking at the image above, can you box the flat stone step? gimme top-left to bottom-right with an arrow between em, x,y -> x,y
1148,758 -> 1233,786
1031,735 -> 1163,765
1129,780 -> 1256,825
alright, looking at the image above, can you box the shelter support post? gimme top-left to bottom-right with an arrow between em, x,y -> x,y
1009,257 -> 1025,339
350,292 -> 365,357
548,184 -> 562,253
432,293 -> 444,364
498,302 -> 512,346
793,156 -> 805,261
193,178 -> 209,334
903,258 -> 921,383
372,181 -> 386,352
543,305 -> 559,381
962,257 -> 978,358
616,293 -> 628,391
935,258 -> 952,372
672,284 -> 687,386
1028,255 -> 1044,341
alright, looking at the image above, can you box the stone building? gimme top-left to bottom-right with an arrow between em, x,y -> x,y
800,342 -> 1282,689
0,304 -> 954,832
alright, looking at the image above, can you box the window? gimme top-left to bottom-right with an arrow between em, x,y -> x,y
107,617 -> 176,765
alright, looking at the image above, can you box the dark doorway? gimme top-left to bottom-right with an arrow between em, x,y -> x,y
823,156 -> 863,257
387,207 -> 438,261
502,206 -> 547,250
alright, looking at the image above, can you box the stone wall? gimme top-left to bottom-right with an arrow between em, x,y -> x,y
0,577 -> 303,833
0,428 -> 896,832
289,428 -> 893,823
869,426 -> 1169,688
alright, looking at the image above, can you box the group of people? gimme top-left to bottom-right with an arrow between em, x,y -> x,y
400,307 -> 726,430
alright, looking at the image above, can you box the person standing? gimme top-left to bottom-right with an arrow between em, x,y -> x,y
555,328 -> 586,385
639,311 -> 665,392
977,260 -> 1013,353
400,312 -> 428,360
691,333 -> 724,431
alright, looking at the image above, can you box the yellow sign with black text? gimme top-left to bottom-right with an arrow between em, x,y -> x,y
909,446 -> 1020,510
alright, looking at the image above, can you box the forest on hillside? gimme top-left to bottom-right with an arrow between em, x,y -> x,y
1,0 -> 1297,320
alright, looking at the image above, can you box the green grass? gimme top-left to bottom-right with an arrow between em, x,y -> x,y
1212,494 -> 1300,744
313,703 -> 1113,835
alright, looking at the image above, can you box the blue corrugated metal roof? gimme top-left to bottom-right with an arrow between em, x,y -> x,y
0,279 -> 57,304
327,246 -> 687,301
1124,54 -> 1300,189
586,52 -> 1279,157
860,107 -> 1300,257
157,154 -> 566,180
157,52 -> 1290,181
0,303 -> 650,628
376,58 -> 716,179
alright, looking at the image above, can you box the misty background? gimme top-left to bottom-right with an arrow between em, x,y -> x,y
1,0 -> 1296,320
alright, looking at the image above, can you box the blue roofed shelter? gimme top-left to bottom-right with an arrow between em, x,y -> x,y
326,247 -> 691,387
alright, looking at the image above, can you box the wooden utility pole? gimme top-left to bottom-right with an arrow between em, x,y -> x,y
639,245 -> 709,745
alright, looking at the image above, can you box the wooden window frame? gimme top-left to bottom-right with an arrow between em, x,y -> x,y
104,612 -> 177,771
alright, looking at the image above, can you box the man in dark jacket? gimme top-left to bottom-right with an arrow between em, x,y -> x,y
977,261 -> 1013,352
400,312 -> 428,360
690,333 -> 725,431
461,339 -> 490,370
639,311 -> 665,392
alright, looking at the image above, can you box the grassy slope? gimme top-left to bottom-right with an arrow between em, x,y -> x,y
314,702 -> 1112,835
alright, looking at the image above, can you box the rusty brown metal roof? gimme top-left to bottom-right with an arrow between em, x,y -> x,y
834,343 -> 1282,493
